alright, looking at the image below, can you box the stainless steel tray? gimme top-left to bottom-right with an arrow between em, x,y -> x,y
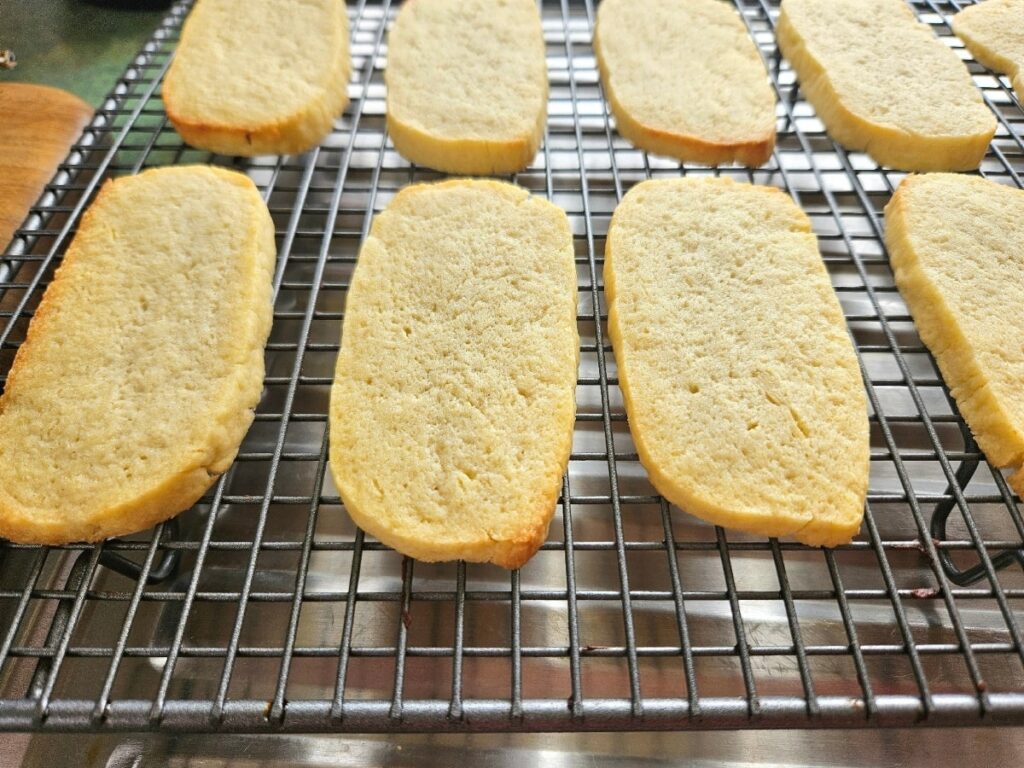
0,0 -> 1022,734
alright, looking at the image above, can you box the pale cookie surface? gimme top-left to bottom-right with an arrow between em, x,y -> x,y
0,166 -> 276,544
329,180 -> 577,568
778,0 -> 995,171
386,0 -> 548,175
885,174 -> 1024,494
594,0 -> 776,167
164,0 -> 350,156
953,0 -> 1024,102
605,178 -> 868,547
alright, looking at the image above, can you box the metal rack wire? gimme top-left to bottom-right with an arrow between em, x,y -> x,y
0,0 -> 1023,733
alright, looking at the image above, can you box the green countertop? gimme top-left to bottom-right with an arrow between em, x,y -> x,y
0,1 -> 168,107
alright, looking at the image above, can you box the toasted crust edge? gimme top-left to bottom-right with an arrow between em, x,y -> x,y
386,104 -> 547,176
604,178 -> 867,548
163,1 -> 351,156
328,179 -> 577,568
339,492 -> 559,570
165,85 -> 350,157
776,1 -> 994,172
0,166 -> 276,544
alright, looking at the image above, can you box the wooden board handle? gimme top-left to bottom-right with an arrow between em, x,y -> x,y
0,83 -> 93,251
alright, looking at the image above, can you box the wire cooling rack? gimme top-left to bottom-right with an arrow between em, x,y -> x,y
0,0 -> 1022,733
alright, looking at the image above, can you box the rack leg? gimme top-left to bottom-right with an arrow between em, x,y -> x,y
929,424 -> 1024,585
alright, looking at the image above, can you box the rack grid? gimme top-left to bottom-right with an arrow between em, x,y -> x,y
1,0 -> 1023,733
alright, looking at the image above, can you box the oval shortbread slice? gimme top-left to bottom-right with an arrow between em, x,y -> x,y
605,178 -> 869,547
885,174 -> 1024,493
777,0 -> 995,172
329,180 -> 577,568
163,0 -> 350,156
0,166 -> 276,544
594,0 -> 776,167
386,0 -> 548,175
952,0 -> 1024,103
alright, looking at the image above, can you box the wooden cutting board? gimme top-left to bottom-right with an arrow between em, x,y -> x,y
0,83 -> 93,252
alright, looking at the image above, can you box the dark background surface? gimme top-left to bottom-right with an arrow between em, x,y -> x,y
0,0 -> 169,105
